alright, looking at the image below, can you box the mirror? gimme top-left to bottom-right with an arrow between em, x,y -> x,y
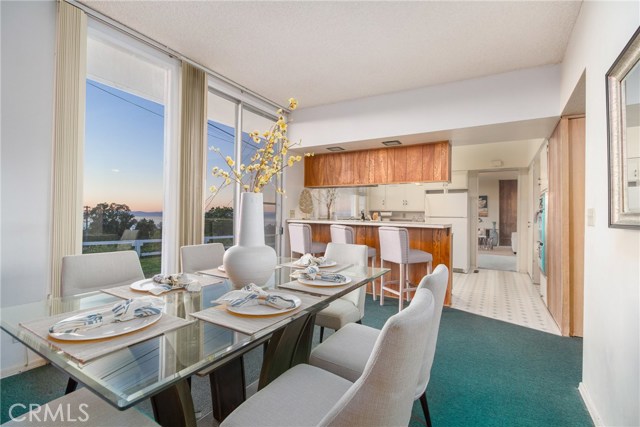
607,27 -> 640,228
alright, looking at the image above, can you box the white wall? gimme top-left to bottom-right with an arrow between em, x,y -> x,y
452,139 -> 544,171
0,1 -> 57,374
560,2 -> 639,426
290,65 -> 560,148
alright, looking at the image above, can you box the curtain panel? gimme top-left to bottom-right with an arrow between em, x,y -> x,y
50,0 -> 87,297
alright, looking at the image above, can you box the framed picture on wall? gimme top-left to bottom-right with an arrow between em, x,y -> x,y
478,195 -> 488,217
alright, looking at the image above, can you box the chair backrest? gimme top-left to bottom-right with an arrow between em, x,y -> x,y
378,226 -> 410,264
413,264 -> 449,399
319,288 -> 435,427
61,251 -> 145,297
330,224 -> 355,244
289,223 -> 312,255
180,243 -> 225,273
324,243 -> 368,317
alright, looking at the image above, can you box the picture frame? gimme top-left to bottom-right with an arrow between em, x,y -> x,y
478,195 -> 488,217
607,26 -> 640,228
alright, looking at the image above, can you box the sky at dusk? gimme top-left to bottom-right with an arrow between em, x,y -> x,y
84,79 -> 276,215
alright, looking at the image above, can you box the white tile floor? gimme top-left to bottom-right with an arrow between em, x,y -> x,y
451,269 -> 560,335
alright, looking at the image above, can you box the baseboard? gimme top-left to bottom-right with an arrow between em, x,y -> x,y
579,382 -> 603,427
1,357 -> 48,379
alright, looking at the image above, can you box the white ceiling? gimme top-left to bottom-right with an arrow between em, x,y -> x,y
80,0 -> 583,109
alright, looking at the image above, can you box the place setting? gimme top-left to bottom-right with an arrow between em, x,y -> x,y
101,273 -> 223,300
189,283 -> 321,336
279,254 -> 350,273
19,296 -> 193,363
278,265 -> 355,297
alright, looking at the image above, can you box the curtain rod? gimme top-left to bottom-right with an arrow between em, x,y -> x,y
65,0 -> 289,112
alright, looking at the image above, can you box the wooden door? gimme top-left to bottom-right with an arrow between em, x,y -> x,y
352,150 -> 370,185
369,149 -> 390,184
388,147 -> 407,183
499,180 -> 517,246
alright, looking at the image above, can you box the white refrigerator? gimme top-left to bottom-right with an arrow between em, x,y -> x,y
424,191 -> 470,273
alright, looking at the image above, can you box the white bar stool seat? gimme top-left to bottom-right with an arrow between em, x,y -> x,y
330,224 -> 378,298
378,226 -> 433,311
288,223 -> 327,257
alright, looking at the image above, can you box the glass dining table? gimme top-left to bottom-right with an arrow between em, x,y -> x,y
0,259 -> 388,427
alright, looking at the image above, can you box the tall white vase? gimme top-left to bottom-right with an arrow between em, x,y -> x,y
223,192 -> 277,289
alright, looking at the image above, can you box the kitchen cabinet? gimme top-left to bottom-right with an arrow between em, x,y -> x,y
304,141 -> 450,187
367,184 -> 426,211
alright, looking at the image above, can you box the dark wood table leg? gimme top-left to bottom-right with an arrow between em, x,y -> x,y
151,379 -> 196,427
209,356 -> 246,422
258,313 -> 316,390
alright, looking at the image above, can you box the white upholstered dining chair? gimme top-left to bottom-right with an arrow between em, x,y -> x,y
288,223 -> 327,258
220,288 -> 436,427
60,250 -> 145,394
180,243 -> 225,273
60,250 -> 145,297
329,224 -> 378,300
308,264 -> 449,427
314,243 -> 368,342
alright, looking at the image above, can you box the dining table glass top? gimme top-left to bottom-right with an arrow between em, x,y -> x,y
0,258 -> 388,410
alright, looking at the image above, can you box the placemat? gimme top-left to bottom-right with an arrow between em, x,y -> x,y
20,305 -> 193,363
101,274 -> 224,300
189,291 -> 323,336
198,266 -> 283,280
278,262 -> 352,273
277,276 -> 367,297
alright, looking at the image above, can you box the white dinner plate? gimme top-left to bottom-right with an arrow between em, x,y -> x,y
291,260 -> 338,269
226,293 -> 301,317
48,312 -> 162,341
130,277 -> 196,292
297,276 -> 352,287
217,265 -> 226,272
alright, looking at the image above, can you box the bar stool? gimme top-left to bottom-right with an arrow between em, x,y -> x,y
378,226 -> 433,311
330,224 -> 378,299
288,223 -> 327,258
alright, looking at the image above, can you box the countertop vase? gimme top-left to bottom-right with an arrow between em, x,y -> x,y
223,192 -> 277,289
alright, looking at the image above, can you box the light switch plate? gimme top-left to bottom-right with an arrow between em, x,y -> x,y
587,208 -> 595,226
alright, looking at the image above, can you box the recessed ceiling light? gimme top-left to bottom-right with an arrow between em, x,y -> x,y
382,140 -> 402,146
326,146 -> 345,152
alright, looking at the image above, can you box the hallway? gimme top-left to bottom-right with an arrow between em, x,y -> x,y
451,269 -> 559,335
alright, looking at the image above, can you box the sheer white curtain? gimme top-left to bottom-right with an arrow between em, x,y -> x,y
178,62 -> 207,254
50,1 -> 86,297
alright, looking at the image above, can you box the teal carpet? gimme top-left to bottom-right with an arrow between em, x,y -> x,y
1,299 -> 592,426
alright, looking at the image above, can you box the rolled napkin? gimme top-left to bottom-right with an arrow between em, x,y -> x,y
215,284 -> 297,310
49,296 -> 164,334
150,273 -> 201,295
290,266 -> 347,283
293,254 -> 327,267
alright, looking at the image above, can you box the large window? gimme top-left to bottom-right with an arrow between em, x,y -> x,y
82,26 -> 175,277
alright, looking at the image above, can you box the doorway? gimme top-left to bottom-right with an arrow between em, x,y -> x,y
477,171 -> 518,271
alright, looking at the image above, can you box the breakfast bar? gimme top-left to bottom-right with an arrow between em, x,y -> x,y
287,219 -> 453,305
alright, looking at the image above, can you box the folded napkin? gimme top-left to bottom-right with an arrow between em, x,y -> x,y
150,273 -> 201,295
49,296 -> 164,334
215,284 -> 297,310
290,266 -> 347,283
293,254 -> 327,267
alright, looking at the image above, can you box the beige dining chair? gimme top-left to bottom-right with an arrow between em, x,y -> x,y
60,250 -> 145,394
308,264 -> 449,427
180,243 -> 225,273
220,288 -> 435,427
329,224 -> 378,300
2,388 -> 159,427
314,243 -> 368,342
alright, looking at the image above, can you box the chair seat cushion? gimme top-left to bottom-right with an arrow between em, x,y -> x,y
311,241 -> 327,254
367,246 -> 377,258
408,249 -> 433,264
315,298 -> 361,331
220,364 -> 352,427
309,323 -> 380,382
3,388 -> 159,427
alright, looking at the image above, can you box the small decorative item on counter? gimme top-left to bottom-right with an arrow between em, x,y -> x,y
299,189 -> 314,219
372,212 -> 379,221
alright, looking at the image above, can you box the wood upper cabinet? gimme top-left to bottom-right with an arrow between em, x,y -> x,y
304,141 -> 451,187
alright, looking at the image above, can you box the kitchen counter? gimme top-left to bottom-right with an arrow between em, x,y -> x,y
286,219 -> 453,305
287,219 -> 452,229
